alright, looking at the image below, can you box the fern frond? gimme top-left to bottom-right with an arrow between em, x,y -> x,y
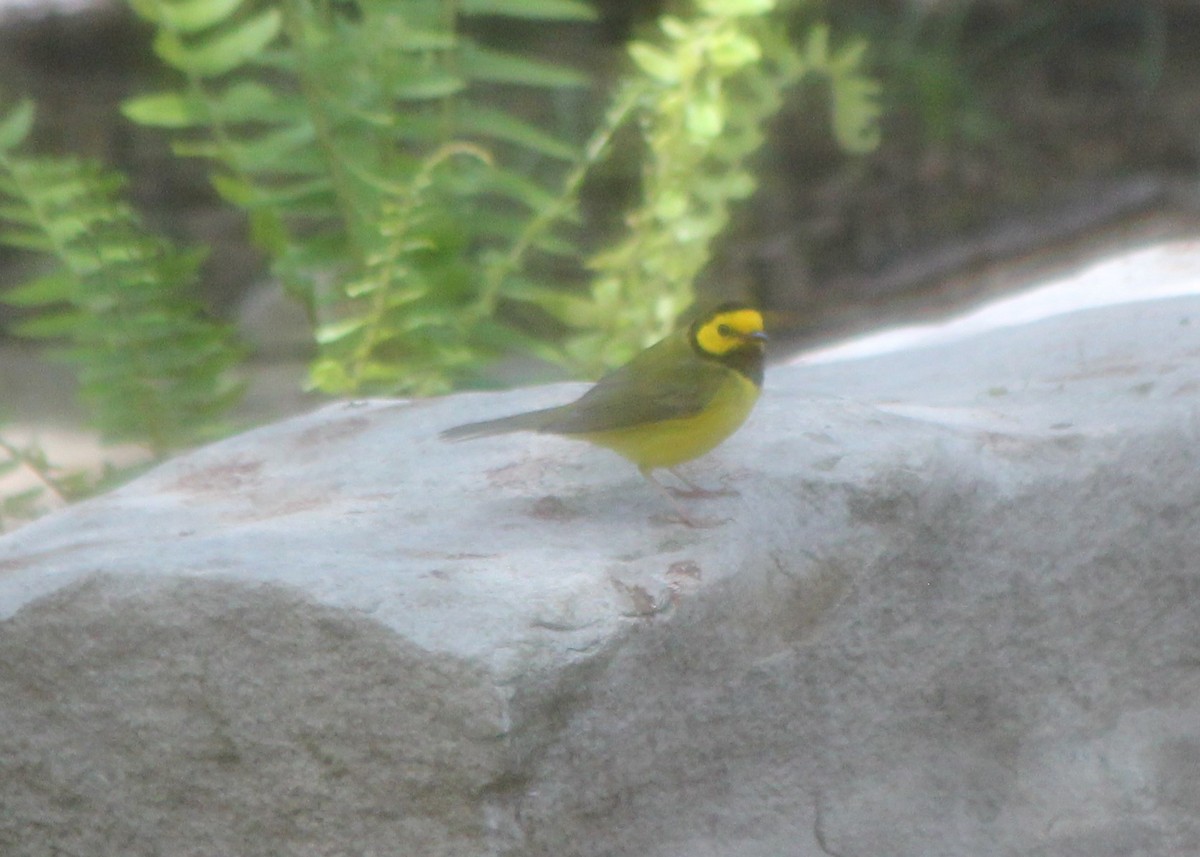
122,0 -> 596,394
536,4 -> 796,372
459,0 -> 596,21
0,101 -> 244,453
526,1 -> 880,375
0,99 -> 34,151
118,0 -> 876,391
793,25 -> 883,154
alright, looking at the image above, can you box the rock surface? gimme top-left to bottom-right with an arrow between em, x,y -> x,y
3,257 -> 1200,855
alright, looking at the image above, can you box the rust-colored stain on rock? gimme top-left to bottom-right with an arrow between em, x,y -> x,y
667,560 -> 702,580
529,496 -> 578,521
170,458 -> 264,494
0,541 -> 108,577
293,416 -> 373,449
485,456 -> 561,490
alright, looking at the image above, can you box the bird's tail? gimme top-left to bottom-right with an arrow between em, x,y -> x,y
440,406 -> 562,441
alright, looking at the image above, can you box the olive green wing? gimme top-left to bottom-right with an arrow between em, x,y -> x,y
539,335 -> 725,435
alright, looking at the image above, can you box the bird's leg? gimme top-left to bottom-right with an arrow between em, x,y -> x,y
640,467 -> 728,528
664,467 -> 739,499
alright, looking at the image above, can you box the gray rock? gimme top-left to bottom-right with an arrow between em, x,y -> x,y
1,292 -> 1199,857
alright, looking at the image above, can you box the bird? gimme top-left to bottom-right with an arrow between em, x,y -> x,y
441,302 -> 768,526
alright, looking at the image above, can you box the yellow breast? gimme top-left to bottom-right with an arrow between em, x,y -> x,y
574,371 -> 761,470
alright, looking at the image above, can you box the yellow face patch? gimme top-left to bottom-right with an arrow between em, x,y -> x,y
694,308 -> 766,357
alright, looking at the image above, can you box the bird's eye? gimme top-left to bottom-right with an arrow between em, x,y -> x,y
717,323 -> 733,337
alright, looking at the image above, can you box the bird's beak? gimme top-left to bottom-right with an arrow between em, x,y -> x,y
744,331 -> 769,342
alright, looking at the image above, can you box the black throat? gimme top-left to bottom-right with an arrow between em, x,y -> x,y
688,326 -> 765,386
718,345 -> 765,387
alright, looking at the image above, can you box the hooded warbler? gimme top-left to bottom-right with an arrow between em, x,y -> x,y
441,303 -> 767,525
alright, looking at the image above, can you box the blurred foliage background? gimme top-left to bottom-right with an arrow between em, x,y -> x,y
1,0 -> 1199,527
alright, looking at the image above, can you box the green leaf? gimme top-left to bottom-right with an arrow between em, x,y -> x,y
460,0 -> 596,21
15,310 -> 87,338
0,99 -> 35,151
470,318 -> 566,367
802,24 -> 830,66
384,28 -> 457,52
155,0 -> 245,33
378,282 -> 430,307
0,202 -> 39,226
830,37 -> 869,73
392,72 -> 467,101
154,9 -> 282,77
210,81 -> 294,122
314,317 -> 367,344
483,166 -> 562,213
685,98 -> 724,138
169,140 -> 222,159
2,270 -> 76,306
221,175 -> 333,209
2,487 -> 45,514
226,122 -> 317,169
707,30 -> 762,68
698,0 -> 775,15
529,230 -> 576,256
0,228 -> 53,253
126,82 -> 291,129
628,42 -> 678,84
307,357 -> 353,393
122,91 -> 206,128
461,44 -> 588,89
659,15 -> 689,41
458,105 -> 578,161
503,279 -> 598,328
830,74 -> 882,153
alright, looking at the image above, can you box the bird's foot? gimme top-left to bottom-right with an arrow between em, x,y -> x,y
665,485 -> 739,500
641,468 -> 734,527
665,468 -> 739,500
651,511 -> 730,529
